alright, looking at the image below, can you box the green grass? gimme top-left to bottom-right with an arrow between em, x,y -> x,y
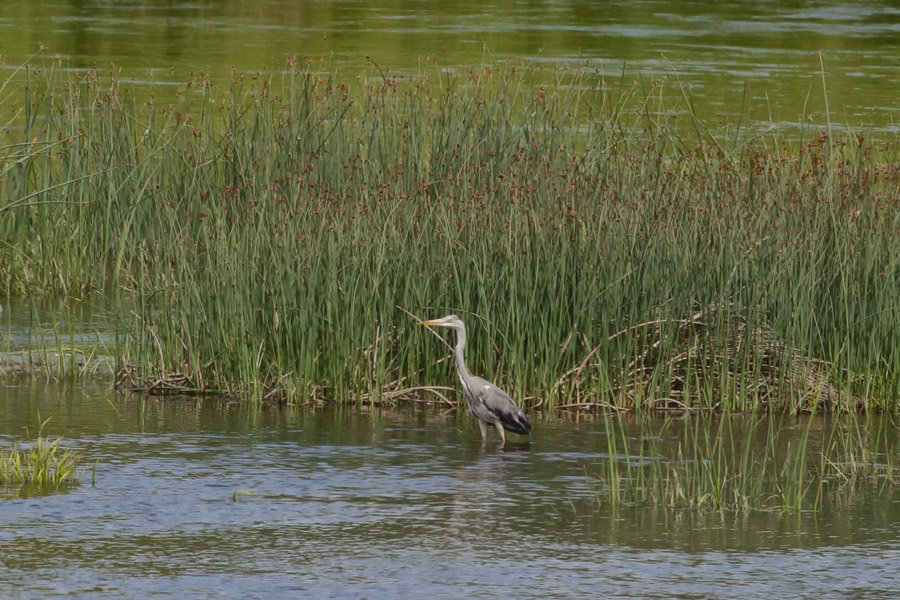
1,51 -> 899,410
591,413 -> 899,513
0,434 -> 88,492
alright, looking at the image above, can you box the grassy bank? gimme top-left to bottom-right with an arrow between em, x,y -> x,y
2,52 -> 899,410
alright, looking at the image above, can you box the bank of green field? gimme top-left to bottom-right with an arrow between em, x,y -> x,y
2,55 -> 899,411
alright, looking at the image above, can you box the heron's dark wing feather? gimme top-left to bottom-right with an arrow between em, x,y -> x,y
468,376 -> 532,435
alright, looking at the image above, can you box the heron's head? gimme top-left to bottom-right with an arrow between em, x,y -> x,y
418,314 -> 464,329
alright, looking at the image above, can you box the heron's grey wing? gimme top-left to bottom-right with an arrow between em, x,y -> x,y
469,376 -> 532,435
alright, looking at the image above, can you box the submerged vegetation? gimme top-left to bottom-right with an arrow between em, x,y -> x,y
1,51 -> 899,411
591,414 -> 899,513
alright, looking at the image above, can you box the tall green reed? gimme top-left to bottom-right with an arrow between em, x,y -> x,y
1,52 -> 898,409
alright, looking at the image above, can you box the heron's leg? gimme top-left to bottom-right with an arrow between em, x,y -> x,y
494,422 -> 506,446
477,420 -> 488,443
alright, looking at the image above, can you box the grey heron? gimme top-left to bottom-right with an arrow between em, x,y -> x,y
419,314 -> 532,445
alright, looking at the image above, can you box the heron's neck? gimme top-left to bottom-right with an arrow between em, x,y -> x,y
453,324 -> 471,383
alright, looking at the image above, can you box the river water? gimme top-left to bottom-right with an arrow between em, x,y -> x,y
2,381 -> 900,599
2,0 -> 899,139
2,2 -> 900,597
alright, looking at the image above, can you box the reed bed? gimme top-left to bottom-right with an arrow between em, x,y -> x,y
2,51 -> 899,410
591,414 -> 899,513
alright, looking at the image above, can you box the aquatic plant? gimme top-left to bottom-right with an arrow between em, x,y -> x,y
592,414 -> 900,513
232,489 -> 257,502
1,50 -> 899,410
0,435 -> 86,491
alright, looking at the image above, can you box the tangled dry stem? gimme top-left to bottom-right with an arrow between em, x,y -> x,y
610,304 -> 848,412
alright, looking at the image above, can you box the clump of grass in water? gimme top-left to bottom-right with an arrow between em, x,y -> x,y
0,416 -> 90,494
592,414 -> 899,513
0,435 -> 88,492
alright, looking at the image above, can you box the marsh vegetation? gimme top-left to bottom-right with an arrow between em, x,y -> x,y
0,427 -> 87,494
592,414 -> 899,513
1,53 -> 899,412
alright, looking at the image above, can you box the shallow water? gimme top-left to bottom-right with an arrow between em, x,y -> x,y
0,300 -> 117,373
2,0 -> 899,138
2,381 -> 899,599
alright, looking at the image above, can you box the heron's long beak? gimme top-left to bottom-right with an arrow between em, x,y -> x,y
418,320 -> 440,327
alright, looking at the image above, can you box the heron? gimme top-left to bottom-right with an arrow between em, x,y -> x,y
419,314 -> 532,445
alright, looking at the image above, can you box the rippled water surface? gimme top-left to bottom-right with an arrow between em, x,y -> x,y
2,0 -> 899,138
2,4 -> 899,595
2,382 -> 900,599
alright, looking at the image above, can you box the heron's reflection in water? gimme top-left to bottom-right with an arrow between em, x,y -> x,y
439,440 -> 535,552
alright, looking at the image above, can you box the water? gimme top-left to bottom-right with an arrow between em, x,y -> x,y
0,299 -> 117,374
2,382 -> 900,599
1,0 -> 899,138
2,2 -> 900,596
